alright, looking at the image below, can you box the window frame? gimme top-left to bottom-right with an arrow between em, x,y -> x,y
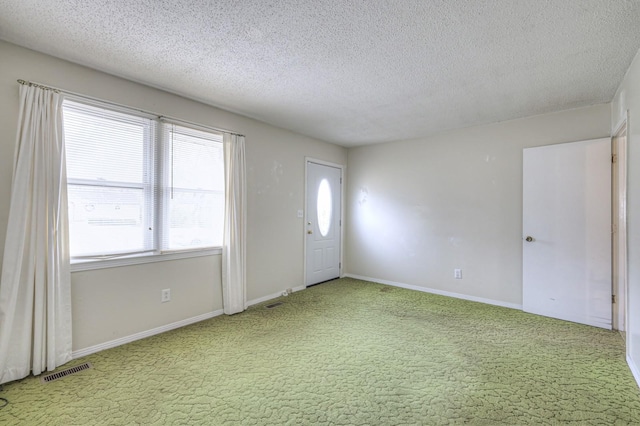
159,122 -> 225,253
63,96 -> 225,272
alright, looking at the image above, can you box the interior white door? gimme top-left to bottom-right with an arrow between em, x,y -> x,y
306,162 -> 342,286
523,138 -> 611,329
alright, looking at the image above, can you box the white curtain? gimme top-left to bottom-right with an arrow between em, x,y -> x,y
222,133 -> 247,315
0,84 -> 72,384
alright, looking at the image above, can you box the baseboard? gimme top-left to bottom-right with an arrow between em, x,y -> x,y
344,274 -> 522,310
627,354 -> 640,389
73,283 -> 310,359
246,285 -> 306,307
72,310 -> 224,359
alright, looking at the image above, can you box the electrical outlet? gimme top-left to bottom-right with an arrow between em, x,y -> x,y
454,269 -> 462,279
161,288 -> 171,303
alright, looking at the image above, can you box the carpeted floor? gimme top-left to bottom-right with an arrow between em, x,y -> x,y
1,277 -> 639,425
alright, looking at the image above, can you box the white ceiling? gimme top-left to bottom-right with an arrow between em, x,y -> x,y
1,1 -> 640,147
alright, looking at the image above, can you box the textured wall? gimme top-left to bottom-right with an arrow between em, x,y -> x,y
612,47 -> 640,382
345,104 -> 610,306
1,1 -> 639,146
0,41 -> 346,351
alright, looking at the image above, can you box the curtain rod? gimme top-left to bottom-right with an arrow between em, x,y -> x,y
17,79 -> 245,137
17,79 -> 60,93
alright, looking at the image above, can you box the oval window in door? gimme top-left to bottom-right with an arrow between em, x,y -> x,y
317,179 -> 332,237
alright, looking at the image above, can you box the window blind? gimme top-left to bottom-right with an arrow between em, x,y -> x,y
160,122 -> 224,251
63,100 -> 157,258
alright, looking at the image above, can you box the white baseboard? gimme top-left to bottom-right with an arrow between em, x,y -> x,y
246,285 -> 306,307
344,274 -> 522,310
72,310 -> 224,359
628,354 -> 640,389
74,284 -> 310,359
71,277 -> 520,360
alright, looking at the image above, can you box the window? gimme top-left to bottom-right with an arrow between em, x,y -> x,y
317,178 -> 332,237
63,99 -> 224,265
162,124 -> 224,251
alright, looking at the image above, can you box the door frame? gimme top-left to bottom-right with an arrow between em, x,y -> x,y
304,157 -> 345,286
612,115 -> 628,336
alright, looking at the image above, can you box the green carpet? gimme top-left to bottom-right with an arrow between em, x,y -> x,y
1,277 -> 639,425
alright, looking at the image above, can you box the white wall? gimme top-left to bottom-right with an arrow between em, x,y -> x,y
612,47 -> 640,383
346,105 -> 610,306
0,41 -> 346,352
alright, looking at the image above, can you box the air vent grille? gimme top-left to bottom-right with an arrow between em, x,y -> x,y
41,362 -> 92,383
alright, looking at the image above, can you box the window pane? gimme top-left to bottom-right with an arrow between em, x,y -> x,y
164,124 -> 224,250
165,190 -> 224,249
171,131 -> 224,191
317,178 -> 332,237
63,100 -> 154,258
68,185 -> 149,256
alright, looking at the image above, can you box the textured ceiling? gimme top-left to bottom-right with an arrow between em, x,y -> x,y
1,1 -> 640,147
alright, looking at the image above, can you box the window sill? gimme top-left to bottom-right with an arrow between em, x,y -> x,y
70,248 -> 222,272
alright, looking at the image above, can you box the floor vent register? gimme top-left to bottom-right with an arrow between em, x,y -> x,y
41,362 -> 93,384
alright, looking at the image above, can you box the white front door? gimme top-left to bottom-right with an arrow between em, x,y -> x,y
305,161 -> 342,286
522,138 -> 611,329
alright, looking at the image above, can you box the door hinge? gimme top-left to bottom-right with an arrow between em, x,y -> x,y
612,294 -> 616,304
339,262 -> 342,269
612,154 -> 617,163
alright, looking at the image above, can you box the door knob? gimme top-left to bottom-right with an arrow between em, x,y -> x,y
525,236 -> 533,242
307,230 -> 313,234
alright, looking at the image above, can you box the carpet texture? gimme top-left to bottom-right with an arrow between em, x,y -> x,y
1,278 -> 639,425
